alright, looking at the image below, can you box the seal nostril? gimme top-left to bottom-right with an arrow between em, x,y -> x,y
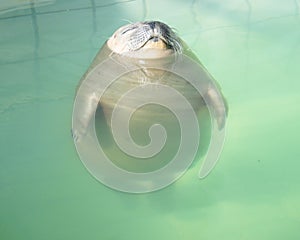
152,37 -> 159,42
148,21 -> 156,30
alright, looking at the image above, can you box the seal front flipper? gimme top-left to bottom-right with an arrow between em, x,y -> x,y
205,84 -> 227,130
94,103 -> 114,148
72,91 -> 99,142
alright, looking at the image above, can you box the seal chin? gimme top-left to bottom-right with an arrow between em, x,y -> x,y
122,47 -> 174,59
124,38 -> 174,59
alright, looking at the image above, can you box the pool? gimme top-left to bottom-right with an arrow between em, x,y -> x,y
1,0 -> 300,239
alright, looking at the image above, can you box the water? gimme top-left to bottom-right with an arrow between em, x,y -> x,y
1,0 -> 300,239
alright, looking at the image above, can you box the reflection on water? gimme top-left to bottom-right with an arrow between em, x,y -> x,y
0,0 -> 55,16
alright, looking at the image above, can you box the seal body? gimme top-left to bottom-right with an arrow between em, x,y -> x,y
73,21 -> 227,144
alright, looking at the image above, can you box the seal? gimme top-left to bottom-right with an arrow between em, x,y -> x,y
73,20 -> 227,142
72,21 -> 228,184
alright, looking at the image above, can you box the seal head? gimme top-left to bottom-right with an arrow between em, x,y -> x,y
107,21 -> 182,58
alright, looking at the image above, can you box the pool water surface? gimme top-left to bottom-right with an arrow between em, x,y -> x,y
0,0 -> 300,239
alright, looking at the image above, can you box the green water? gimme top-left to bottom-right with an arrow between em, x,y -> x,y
1,0 -> 300,239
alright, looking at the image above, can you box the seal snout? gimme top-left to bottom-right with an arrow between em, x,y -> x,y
145,21 -> 167,41
143,21 -> 182,52
147,21 -> 160,36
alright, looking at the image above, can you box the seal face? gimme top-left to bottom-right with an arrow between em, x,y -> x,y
107,21 -> 182,57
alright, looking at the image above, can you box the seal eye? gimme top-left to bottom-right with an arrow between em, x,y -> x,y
121,26 -> 138,35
